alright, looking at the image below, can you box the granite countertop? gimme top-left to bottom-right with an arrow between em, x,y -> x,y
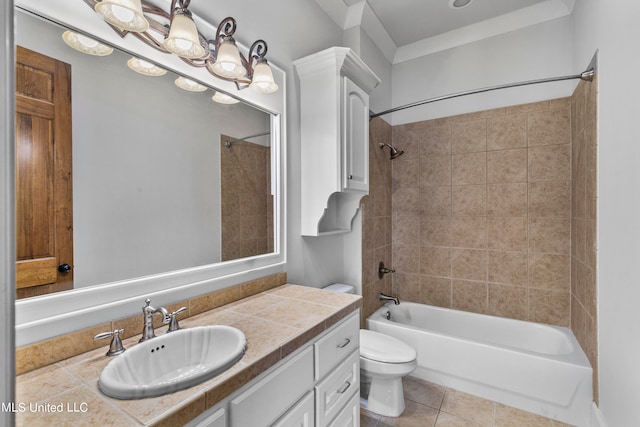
15,284 -> 361,427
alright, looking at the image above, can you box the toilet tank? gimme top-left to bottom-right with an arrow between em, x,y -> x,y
322,283 -> 355,294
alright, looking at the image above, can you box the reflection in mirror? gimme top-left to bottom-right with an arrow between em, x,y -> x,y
220,134 -> 273,261
15,9 -> 274,299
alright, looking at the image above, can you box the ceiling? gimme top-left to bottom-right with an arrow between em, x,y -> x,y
315,0 -> 575,64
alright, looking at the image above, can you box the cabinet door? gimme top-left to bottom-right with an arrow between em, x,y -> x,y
273,391 -> 315,427
230,347 -> 314,427
193,408 -> 226,427
328,393 -> 359,427
342,76 -> 369,193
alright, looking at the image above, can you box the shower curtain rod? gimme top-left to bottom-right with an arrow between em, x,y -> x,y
369,69 -> 595,119
224,131 -> 271,147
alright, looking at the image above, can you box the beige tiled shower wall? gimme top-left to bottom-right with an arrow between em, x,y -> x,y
220,137 -> 273,261
391,98 -> 574,326
571,75 -> 598,403
360,118 -> 393,325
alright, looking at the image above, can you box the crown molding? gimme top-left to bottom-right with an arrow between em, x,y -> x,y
315,0 -> 575,65
393,0 -> 575,64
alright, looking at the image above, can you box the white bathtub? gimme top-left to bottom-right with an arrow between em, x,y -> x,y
367,302 -> 592,426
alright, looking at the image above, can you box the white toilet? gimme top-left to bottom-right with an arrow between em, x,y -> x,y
323,284 -> 418,417
360,329 -> 417,416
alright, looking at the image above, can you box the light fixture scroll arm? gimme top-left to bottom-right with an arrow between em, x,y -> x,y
246,39 -> 268,78
216,17 -> 237,41
167,0 -> 181,20
208,17 -> 237,62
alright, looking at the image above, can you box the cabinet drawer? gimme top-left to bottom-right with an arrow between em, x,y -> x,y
273,391 -> 315,427
328,392 -> 359,427
315,350 -> 359,427
314,312 -> 359,380
230,346 -> 314,427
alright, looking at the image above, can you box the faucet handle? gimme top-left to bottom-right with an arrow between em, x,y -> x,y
94,328 -> 126,356
378,261 -> 396,279
167,307 -> 187,332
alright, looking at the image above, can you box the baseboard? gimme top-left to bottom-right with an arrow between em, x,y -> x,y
591,402 -> 608,427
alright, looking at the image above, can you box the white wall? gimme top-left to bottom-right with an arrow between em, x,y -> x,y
390,16 -> 575,125
189,0 -> 353,288
344,27 -> 393,115
572,1 -> 640,425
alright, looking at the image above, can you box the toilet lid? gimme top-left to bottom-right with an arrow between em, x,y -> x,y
360,329 -> 417,363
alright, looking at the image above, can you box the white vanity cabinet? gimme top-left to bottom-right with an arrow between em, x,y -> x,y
193,408 -> 226,427
294,47 -> 380,236
190,311 -> 361,427
273,391 -> 315,427
230,347 -> 315,426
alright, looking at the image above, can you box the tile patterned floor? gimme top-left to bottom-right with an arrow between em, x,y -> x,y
361,377 -> 577,427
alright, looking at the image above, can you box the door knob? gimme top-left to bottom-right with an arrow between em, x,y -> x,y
58,263 -> 71,273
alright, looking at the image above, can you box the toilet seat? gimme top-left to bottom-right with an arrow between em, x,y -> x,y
360,329 -> 417,363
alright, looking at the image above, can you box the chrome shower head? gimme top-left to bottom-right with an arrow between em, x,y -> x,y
379,143 -> 404,160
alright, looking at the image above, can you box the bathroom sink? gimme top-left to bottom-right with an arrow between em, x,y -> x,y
98,325 -> 247,400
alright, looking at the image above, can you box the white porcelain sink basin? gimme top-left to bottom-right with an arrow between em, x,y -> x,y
98,325 -> 246,399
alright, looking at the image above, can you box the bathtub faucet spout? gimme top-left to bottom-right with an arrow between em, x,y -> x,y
379,293 -> 400,305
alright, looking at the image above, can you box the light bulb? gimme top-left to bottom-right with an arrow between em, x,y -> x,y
111,5 -> 135,23
76,33 -> 99,48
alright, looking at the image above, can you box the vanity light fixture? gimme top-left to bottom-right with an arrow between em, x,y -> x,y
175,76 -> 207,92
163,6 -> 205,59
62,30 -> 114,56
94,0 -> 149,32
212,91 -> 239,104
210,28 -> 246,79
89,0 -> 279,93
127,57 -> 167,76
250,58 -> 279,93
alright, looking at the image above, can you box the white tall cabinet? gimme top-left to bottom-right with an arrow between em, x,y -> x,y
294,48 -> 380,236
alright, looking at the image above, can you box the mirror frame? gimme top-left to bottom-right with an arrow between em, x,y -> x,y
13,0 -> 287,346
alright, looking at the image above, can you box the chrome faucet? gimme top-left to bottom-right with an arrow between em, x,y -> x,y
139,298 -> 171,342
379,293 -> 400,305
94,328 -> 126,356
166,306 -> 187,333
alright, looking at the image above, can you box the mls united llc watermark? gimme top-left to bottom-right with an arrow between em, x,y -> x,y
1,401 -> 89,413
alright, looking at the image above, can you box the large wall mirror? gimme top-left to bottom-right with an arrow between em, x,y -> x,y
15,0 -> 286,345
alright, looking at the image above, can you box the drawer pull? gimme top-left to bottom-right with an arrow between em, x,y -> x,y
336,338 -> 351,349
337,381 -> 351,394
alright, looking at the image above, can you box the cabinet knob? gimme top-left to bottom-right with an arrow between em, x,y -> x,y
58,263 -> 71,273
348,174 -> 353,179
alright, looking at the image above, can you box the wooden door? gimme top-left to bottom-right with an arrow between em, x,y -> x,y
15,46 -> 73,299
